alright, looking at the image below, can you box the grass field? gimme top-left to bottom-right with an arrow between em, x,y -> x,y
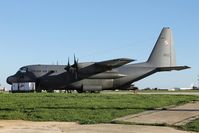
0,93 -> 198,124
182,119 -> 199,132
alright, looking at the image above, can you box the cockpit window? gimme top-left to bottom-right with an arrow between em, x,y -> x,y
19,67 -> 28,73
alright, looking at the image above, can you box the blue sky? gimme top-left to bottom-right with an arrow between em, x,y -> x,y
0,0 -> 199,89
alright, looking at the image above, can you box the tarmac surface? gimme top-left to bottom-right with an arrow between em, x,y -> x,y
0,120 -> 195,133
115,101 -> 199,126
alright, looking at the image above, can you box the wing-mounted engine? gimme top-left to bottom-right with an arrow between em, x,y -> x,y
64,55 -> 80,79
88,72 -> 126,79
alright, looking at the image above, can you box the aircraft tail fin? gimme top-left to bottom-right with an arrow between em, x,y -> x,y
147,27 -> 176,67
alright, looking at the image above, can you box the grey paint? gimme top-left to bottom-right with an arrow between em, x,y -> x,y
7,27 -> 189,92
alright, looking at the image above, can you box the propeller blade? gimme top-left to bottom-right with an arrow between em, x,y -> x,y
73,54 -> 78,68
73,54 -> 79,79
74,54 -> 77,67
65,57 -> 71,72
68,57 -> 70,67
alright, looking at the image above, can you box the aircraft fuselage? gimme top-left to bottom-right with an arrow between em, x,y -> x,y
6,27 -> 190,92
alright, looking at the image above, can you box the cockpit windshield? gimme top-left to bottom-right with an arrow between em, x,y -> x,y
19,67 -> 28,73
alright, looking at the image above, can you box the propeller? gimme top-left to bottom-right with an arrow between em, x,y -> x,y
73,54 -> 79,79
65,55 -> 80,79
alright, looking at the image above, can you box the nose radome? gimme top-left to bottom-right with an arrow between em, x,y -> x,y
6,76 -> 12,85
6,76 -> 16,85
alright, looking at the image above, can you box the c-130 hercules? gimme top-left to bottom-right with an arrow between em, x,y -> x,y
7,27 -> 189,92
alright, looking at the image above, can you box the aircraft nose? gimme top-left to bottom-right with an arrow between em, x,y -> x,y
6,76 -> 17,85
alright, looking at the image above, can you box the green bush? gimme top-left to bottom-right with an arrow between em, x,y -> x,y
182,119 -> 199,132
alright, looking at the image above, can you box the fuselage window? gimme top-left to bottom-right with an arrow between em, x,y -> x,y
19,67 -> 28,73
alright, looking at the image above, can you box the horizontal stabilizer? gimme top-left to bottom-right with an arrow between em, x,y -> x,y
157,66 -> 190,71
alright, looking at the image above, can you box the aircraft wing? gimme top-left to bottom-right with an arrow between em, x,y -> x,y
95,58 -> 135,69
78,58 -> 135,78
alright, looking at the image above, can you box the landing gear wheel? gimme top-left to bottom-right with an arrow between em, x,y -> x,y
77,90 -> 83,93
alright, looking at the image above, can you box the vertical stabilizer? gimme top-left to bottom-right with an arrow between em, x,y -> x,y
147,27 -> 176,67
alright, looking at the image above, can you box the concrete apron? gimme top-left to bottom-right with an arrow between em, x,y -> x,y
115,101 -> 199,126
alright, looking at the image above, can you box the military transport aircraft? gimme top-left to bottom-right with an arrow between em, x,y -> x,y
7,27 -> 190,92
